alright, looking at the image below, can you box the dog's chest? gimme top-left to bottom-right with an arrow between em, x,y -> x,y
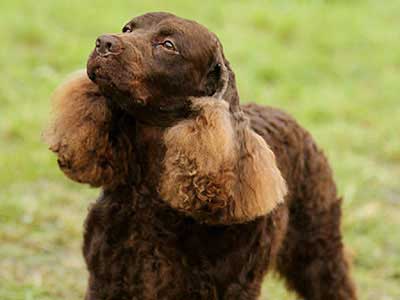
82,188 -> 285,299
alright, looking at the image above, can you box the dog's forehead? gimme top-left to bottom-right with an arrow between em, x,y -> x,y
125,12 -> 175,28
159,18 -> 214,40
123,12 -> 218,66
125,12 -> 215,41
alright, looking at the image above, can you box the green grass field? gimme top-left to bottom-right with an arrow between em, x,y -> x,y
1,0 -> 399,299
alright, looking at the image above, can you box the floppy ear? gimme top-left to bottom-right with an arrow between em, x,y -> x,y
160,97 -> 287,224
43,71 -> 136,188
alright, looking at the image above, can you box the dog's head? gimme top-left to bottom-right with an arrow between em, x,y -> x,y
47,12 -> 286,223
87,12 -> 238,126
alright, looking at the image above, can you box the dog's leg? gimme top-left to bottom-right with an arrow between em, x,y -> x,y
276,200 -> 356,300
275,144 -> 357,300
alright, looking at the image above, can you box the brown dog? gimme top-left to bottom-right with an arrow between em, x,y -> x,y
45,12 -> 357,300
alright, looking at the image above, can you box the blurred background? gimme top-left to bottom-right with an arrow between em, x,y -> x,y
0,0 -> 399,299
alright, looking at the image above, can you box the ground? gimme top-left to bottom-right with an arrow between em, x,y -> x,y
0,0 -> 399,299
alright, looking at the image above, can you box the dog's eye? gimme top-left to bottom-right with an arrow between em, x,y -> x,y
122,25 -> 132,33
162,40 -> 176,51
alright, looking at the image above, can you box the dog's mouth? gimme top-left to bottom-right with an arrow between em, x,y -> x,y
87,65 -> 109,87
87,52 -> 120,88
87,51 -> 146,106
87,52 -> 192,126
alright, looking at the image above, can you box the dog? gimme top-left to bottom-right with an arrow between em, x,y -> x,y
45,12 -> 357,300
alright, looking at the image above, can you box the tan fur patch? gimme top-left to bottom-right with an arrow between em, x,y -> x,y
160,97 -> 287,224
43,71 -> 131,187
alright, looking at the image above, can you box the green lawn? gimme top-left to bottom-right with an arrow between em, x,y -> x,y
1,0 -> 399,299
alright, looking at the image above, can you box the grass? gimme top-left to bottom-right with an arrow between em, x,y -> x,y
0,0 -> 399,299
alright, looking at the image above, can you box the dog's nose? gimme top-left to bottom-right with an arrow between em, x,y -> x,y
95,35 -> 123,56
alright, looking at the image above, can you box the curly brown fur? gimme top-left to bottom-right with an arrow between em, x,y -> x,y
44,71 -> 136,188
160,97 -> 287,224
46,12 -> 357,300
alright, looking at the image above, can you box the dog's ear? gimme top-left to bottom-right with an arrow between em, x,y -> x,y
160,97 -> 287,224
43,71 -> 136,188
204,38 -> 240,110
